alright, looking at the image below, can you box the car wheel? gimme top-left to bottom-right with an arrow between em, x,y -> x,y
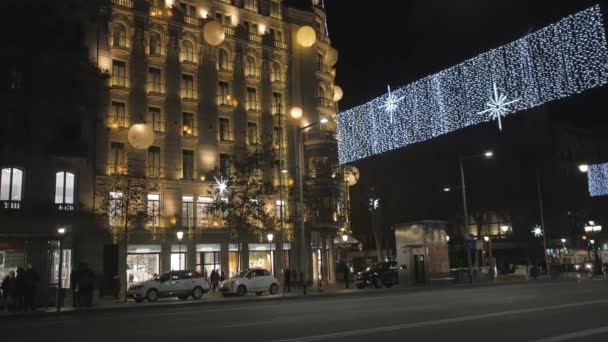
255,292 -> 263,296
269,283 -> 279,295
146,289 -> 159,302
134,298 -> 145,303
374,278 -> 382,289
237,285 -> 247,296
192,286 -> 204,300
178,295 -> 189,300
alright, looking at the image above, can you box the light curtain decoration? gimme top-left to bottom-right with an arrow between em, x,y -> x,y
588,163 -> 608,197
337,6 -> 608,164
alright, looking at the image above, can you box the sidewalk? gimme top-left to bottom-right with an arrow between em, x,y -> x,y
2,276 -> 602,317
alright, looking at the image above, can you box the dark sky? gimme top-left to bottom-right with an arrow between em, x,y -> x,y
325,0 -> 607,111
319,0 -> 608,256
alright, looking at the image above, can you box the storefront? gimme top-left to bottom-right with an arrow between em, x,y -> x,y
126,244 -> 160,287
171,244 -> 186,271
228,243 -> 240,278
249,243 -> 274,273
196,244 -> 221,277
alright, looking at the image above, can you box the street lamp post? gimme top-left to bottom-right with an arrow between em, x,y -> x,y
277,102 -> 285,279
483,236 -> 495,280
177,231 -> 184,270
56,227 -> 66,312
267,232 -> 274,274
295,116 -> 328,288
458,150 -> 493,282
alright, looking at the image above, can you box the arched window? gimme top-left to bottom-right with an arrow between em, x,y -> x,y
149,32 -> 161,55
271,61 -> 281,82
218,49 -> 229,71
183,40 -> 194,62
55,171 -> 75,211
113,23 -> 127,47
246,56 -> 256,77
1,167 -> 23,209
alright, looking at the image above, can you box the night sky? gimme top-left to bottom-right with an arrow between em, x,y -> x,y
321,0 -> 608,257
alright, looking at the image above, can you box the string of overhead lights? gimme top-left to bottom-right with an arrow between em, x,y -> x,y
337,5 -> 608,164
589,163 -> 608,197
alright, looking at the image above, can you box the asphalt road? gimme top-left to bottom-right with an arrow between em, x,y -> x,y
3,279 -> 608,342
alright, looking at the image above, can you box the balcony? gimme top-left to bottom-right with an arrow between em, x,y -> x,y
304,130 -> 337,143
147,167 -> 165,179
147,82 -> 165,97
1,200 -> 20,210
249,34 -> 262,44
181,89 -> 198,102
55,203 -> 75,211
224,26 -> 235,37
108,163 -> 128,176
274,41 -> 287,50
184,15 -> 200,26
150,7 -> 172,18
317,97 -> 335,110
112,0 -> 133,9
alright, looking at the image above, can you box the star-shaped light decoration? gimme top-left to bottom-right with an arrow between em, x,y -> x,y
531,225 -> 543,238
477,82 -> 520,131
369,197 -> 380,211
214,176 -> 229,197
379,85 -> 405,124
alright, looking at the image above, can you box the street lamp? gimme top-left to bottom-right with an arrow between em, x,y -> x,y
56,227 -> 66,312
443,187 -> 451,192
293,112 -> 329,286
267,232 -> 274,274
578,164 -> 589,173
177,231 -> 184,270
458,150 -> 493,282
341,232 -> 349,242
446,235 -> 450,242
500,225 -> 509,234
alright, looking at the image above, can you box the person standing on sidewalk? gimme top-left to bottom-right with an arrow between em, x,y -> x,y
2,271 -> 17,313
23,264 -> 39,311
344,266 -> 350,288
15,267 -> 25,311
291,269 -> 298,291
284,268 -> 291,293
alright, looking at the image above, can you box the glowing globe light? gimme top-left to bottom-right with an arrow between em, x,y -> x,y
333,85 -> 343,102
290,107 -> 303,120
324,47 -> 339,67
128,123 -> 154,149
296,26 -> 316,47
343,165 -> 360,186
203,21 -> 225,46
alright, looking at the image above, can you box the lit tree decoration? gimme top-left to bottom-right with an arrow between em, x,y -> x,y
531,225 -> 544,238
214,176 -> 229,197
336,6 -> 608,164
588,163 -> 608,197
379,85 -> 405,124
477,82 -> 520,131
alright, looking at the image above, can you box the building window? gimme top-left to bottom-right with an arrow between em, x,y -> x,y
1,167 -> 23,209
148,67 -> 162,93
271,0 -> 281,18
218,49 -> 229,71
109,142 -> 125,175
244,0 -> 257,11
149,32 -> 161,55
147,194 -> 160,227
182,40 -> 195,62
110,101 -> 126,127
197,251 -> 220,276
171,248 -> 186,271
317,53 -> 324,72
271,62 -> 281,82
272,92 -> 282,114
247,122 -> 258,145
181,74 -> 195,99
109,191 -> 123,226
150,107 -> 162,132
113,23 -> 127,47
217,81 -> 230,105
55,171 -> 75,211
111,60 -> 126,87
247,87 -> 258,111
219,118 -> 232,142
182,112 -> 194,136
148,146 -> 161,178
182,196 -> 194,228
223,15 -> 232,26
245,56 -> 256,77
182,150 -> 194,180
196,196 -> 213,227
273,126 -> 280,147
219,154 -> 230,176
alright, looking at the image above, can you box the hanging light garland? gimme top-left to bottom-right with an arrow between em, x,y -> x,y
337,5 -> 608,164
588,163 -> 608,197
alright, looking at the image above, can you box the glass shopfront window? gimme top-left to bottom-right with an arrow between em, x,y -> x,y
249,243 -> 274,274
229,244 -> 241,277
126,245 -> 160,287
171,244 -> 186,271
195,244 -> 220,277
51,249 -> 72,289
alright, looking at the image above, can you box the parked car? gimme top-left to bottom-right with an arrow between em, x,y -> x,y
127,270 -> 210,303
355,261 -> 403,289
220,268 -> 279,296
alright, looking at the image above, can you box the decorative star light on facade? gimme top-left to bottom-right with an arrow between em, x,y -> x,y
369,197 -> 380,210
477,82 -> 520,132
531,225 -> 544,237
214,176 -> 229,196
378,85 -> 405,123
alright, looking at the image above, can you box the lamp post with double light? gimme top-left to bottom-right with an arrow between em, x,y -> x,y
292,109 -> 329,286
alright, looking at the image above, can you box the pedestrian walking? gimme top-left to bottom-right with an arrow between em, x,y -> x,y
2,271 -> 18,313
284,268 -> 291,293
211,270 -> 219,292
220,271 -> 226,283
344,265 -> 350,289
23,263 -> 39,311
78,263 -> 96,307
70,265 -> 80,307
15,267 -> 25,311
291,269 -> 298,290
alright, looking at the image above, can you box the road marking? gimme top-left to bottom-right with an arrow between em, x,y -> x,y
528,326 -> 608,342
271,299 -> 608,342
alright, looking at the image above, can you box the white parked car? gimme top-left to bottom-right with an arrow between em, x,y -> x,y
220,268 -> 279,296
128,270 -> 210,303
